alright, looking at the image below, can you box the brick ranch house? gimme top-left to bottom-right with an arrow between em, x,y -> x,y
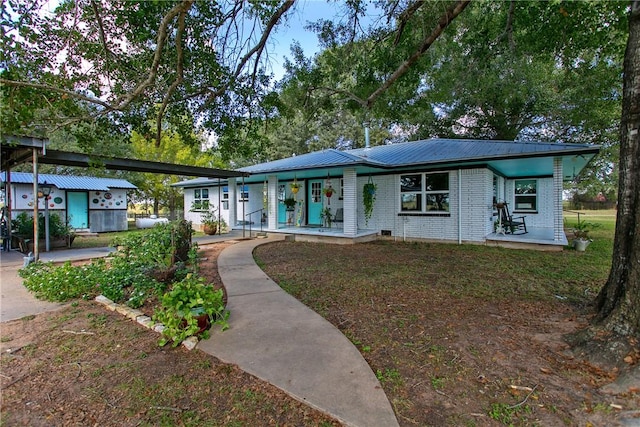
175,138 -> 599,250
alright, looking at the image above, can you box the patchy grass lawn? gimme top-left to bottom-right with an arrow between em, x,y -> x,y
254,211 -> 639,426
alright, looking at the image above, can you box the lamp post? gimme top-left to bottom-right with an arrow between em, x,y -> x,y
38,181 -> 53,252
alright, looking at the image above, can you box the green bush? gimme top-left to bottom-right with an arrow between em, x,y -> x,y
19,220 -> 195,307
19,260 -> 105,301
12,212 -> 73,239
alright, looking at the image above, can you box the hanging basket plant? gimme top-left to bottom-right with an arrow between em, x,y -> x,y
323,186 -> 334,204
290,179 -> 300,194
363,177 -> 377,224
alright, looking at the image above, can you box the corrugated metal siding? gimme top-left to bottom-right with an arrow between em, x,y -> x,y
1,172 -> 136,190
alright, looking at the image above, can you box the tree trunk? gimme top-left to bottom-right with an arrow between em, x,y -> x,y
594,1 -> 640,338
153,198 -> 160,217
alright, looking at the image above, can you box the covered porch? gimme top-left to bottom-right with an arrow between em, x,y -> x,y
232,223 -> 379,244
485,227 -> 569,251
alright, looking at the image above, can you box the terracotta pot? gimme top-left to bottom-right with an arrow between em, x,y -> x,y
203,223 -> 217,235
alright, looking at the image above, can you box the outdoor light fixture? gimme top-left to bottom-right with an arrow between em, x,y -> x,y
38,181 -> 52,197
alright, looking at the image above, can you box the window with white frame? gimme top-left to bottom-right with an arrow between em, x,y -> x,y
222,189 -> 229,210
193,188 -> 209,211
514,179 -> 537,212
400,172 -> 449,213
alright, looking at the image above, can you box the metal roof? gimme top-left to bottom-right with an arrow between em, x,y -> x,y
348,138 -> 599,166
1,135 -> 247,179
1,172 -> 137,191
233,138 -> 599,182
239,148 -> 385,174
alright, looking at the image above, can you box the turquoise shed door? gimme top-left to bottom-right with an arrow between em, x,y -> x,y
67,191 -> 89,229
307,180 -> 323,226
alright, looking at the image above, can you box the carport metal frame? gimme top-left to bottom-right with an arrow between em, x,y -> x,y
1,135 -> 248,260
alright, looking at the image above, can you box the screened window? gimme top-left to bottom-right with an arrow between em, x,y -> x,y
400,173 -> 449,213
193,188 -> 209,211
514,179 -> 537,212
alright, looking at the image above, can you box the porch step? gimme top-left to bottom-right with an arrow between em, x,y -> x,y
75,232 -> 99,237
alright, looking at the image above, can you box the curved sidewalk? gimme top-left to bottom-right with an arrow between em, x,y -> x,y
197,235 -> 399,427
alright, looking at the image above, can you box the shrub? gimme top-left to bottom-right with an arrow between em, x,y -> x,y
19,260 -> 105,301
12,212 -> 73,239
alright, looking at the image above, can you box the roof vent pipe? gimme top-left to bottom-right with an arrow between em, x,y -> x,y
364,125 -> 370,149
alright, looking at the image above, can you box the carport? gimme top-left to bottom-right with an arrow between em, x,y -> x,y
1,135 -> 248,260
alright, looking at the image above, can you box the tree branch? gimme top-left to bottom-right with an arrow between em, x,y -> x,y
365,0 -> 471,109
110,0 -> 194,110
234,0 -> 296,81
393,1 -> 425,46
156,3 -> 189,147
0,79 -> 114,109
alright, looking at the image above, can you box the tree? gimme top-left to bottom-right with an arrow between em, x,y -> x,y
594,1 -> 640,340
130,130 -> 223,218
1,0 -> 296,146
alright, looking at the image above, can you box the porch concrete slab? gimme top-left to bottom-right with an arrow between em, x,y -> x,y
199,235 -> 399,427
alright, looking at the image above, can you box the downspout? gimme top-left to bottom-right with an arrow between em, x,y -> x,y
457,169 -> 462,245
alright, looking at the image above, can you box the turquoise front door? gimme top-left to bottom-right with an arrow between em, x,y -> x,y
307,180 -> 323,225
278,184 -> 287,224
67,192 -> 89,229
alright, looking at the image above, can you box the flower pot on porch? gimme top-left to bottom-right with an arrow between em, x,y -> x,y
203,223 -> 218,235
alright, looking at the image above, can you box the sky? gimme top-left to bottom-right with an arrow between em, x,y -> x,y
266,0 -> 343,78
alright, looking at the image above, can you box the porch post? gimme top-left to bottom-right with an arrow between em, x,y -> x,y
228,178 -> 237,229
553,157 -> 564,242
343,168 -> 357,236
268,175 -> 278,230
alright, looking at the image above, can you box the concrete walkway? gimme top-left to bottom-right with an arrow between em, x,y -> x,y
198,235 -> 399,427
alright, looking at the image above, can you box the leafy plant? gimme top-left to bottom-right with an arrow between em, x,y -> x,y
320,206 -> 333,228
363,179 -> 377,224
153,274 -> 229,347
12,212 -> 73,239
283,197 -> 296,210
19,260 -> 106,301
572,217 -> 600,241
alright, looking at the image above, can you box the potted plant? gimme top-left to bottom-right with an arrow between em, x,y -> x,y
363,178 -> 377,225
572,217 -> 598,251
283,197 -> 296,211
320,206 -> 333,228
283,197 -> 296,225
290,180 -> 301,194
11,212 -> 75,251
323,186 -> 334,204
192,203 -> 221,235
153,274 -> 229,347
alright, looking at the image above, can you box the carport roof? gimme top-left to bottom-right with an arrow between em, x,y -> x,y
1,172 -> 137,191
1,135 -> 247,179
